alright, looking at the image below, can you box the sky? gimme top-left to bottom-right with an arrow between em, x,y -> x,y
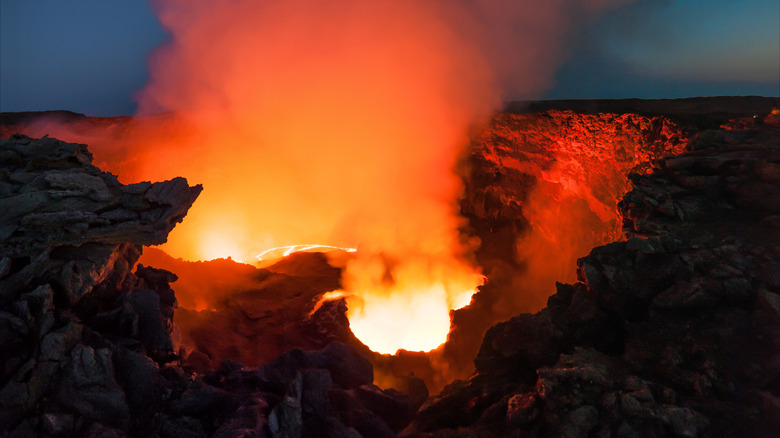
1,0 -> 778,116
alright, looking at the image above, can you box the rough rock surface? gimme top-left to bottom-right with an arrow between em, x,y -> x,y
402,124 -> 780,437
423,110 -> 690,390
0,134 -> 198,435
136,248 -> 369,373
462,110 -> 688,227
0,135 -> 409,437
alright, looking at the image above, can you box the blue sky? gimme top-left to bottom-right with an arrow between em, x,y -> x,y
1,0 -> 778,115
546,0 -> 779,99
1,0 -> 165,115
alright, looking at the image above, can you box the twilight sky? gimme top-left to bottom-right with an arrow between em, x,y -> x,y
1,0 -> 778,116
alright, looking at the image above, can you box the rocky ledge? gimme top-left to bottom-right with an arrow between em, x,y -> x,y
403,125 -> 780,437
0,135 -> 410,437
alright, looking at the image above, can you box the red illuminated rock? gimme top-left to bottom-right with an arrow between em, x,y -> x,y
437,109 -> 690,389
404,123 -> 780,437
140,249 -> 367,372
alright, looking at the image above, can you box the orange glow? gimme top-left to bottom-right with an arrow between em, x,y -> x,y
342,253 -> 485,353
256,244 -> 357,262
516,117 -> 688,304
347,282 -> 480,354
199,229 -> 246,262
309,290 -> 350,316
472,112 -> 688,316
7,1 -> 644,357
128,0 -> 495,354
348,286 -> 453,354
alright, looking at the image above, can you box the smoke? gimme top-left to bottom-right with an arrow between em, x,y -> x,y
7,1 -> 642,359
127,0 -> 500,353
134,1 -> 493,262
130,0 -> 637,353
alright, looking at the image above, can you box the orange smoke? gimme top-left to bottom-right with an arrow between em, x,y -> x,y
8,1 -> 642,356
132,0 -> 500,353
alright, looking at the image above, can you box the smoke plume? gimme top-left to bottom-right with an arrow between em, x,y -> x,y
10,0 -> 638,355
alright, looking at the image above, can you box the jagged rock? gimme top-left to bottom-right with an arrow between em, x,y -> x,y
56,344 -> 131,429
126,286 -> 175,361
403,124 -> 780,437
268,373 -> 304,438
111,348 -> 168,437
0,135 -> 201,259
464,111 -> 688,223
150,250 -> 366,373
0,135 -> 201,436
41,412 -> 77,435
474,311 -> 559,382
248,342 -> 409,437
432,109 -> 692,390
212,399 -> 270,438
314,341 -> 375,389
0,134 -> 201,310
329,387 -> 396,438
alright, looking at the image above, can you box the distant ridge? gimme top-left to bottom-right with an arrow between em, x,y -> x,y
3,96 -> 779,132
505,95 -> 780,129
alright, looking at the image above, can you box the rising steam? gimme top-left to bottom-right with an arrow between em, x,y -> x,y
13,0 -> 638,354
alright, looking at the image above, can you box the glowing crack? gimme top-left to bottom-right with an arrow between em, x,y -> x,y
255,244 -> 357,262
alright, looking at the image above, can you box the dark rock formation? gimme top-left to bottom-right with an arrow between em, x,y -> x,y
137,248 -> 368,373
0,134 -> 200,435
402,124 -> 780,437
0,135 -> 410,437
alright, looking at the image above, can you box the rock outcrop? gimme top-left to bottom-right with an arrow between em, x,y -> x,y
0,135 -> 410,437
463,110 -> 688,226
143,249 -> 362,373
0,134 -> 200,435
403,124 -> 780,437
429,110 -> 689,391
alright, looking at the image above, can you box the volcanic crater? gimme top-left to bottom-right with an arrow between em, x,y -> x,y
1,96 -> 779,437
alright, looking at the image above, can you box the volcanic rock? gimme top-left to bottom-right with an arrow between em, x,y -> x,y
137,248 -> 367,372
462,110 -> 688,226
0,134 -> 410,437
431,109 -> 691,390
403,123 -> 780,437
0,134 -> 200,435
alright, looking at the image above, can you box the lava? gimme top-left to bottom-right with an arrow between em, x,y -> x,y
255,244 -> 357,262
346,281 -> 478,354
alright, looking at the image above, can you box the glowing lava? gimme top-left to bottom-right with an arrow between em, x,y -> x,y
338,247 -> 484,354
345,282 -> 479,354
127,0 -> 499,356
255,244 -> 357,262
256,242 -> 482,354
199,230 -> 246,262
